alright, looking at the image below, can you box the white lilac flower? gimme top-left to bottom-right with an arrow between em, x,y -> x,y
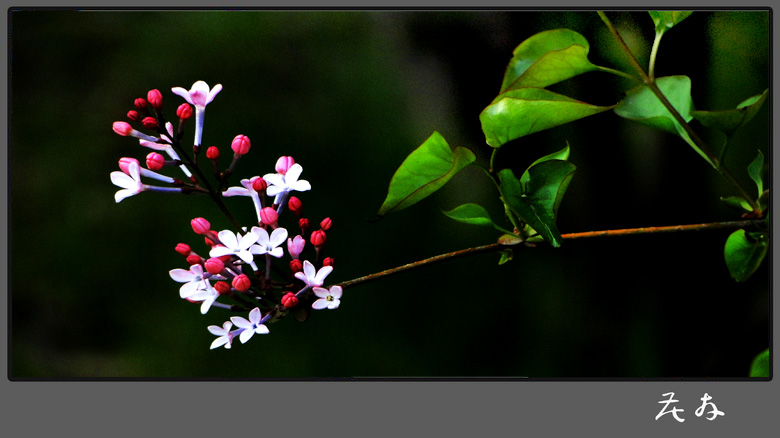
169,263 -> 210,298
222,177 -> 263,223
230,307 -> 269,344
250,226 -> 288,258
262,163 -> 311,205
110,160 -> 144,203
209,230 -> 259,264
208,321 -> 235,349
294,260 -> 333,288
171,81 -> 222,146
312,285 -> 342,310
189,285 -> 220,314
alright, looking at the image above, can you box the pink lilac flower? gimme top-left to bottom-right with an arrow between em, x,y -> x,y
230,307 -> 269,344
222,177 -> 264,223
312,285 -> 342,310
110,160 -> 144,203
287,235 -> 306,260
171,80 -> 222,146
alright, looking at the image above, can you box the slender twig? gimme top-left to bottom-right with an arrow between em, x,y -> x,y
336,219 -> 764,289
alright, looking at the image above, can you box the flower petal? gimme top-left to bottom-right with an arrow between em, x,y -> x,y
285,163 -> 303,183
169,268 -> 195,282
210,336 -> 229,349
222,187 -> 251,197
302,260 -> 316,280
291,180 -> 311,192
171,87 -> 194,105
239,231 -> 259,249
209,246 -> 233,258
269,228 -> 289,247
268,247 -> 284,258
328,300 -> 340,310
248,307 -> 262,324
206,83 -> 223,104
230,316 -> 253,330
239,328 -> 255,344
312,287 -> 329,298
254,324 -> 269,335
312,299 -> 328,310
329,285 -> 343,299
314,265 -> 333,283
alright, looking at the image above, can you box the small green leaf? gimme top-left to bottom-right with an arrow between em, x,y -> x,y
691,89 -> 768,137
648,11 -> 693,35
481,88 -> 614,148
520,142 -> 570,187
720,196 -> 753,213
378,131 -> 476,217
499,160 -> 576,248
443,203 -> 509,233
749,348 -> 770,377
747,150 -> 765,197
500,29 -> 600,92
498,249 -> 514,265
724,229 -> 768,282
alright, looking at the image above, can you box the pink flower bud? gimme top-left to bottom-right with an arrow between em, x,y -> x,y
260,207 -> 278,226
281,292 -> 299,309
287,235 -> 306,260
218,255 -> 232,263
298,218 -> 310,234
206,146 -> 219,160
289,259 -> 303,274
288,196 -> 303,215
310,230 -> 327,248
320,217 -> 332,231
232,274 -> 251,292
186,254 -> 202,265
134,98 -> 148,109
175,243 -> 192,256
191,217 -> 211,235
142,116 -> 159,130
323,257 -> 334,267
127,110 -> 141,121
118,157 -> 140,174
113,121 -> 133,136
147,89 -> 163,109
275,156 -> 295,175
176,103 -> 193,120
251,177 -> 267,192
146,152 -> 165,171
204,257 -> 225,275
205,237 -> 217,247
231,134 -> 251,155
214,281 -> 232,295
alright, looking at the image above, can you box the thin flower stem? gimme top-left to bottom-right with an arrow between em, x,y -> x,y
336,219 -> 764,289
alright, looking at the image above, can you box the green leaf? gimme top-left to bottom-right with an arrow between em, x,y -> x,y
378,131 -> 476,217
724,229 -> 768,282
520,142 -> 570,187
443,203 -> 509,233
747,150 -> 765,197
498,249 -> 514,265
648,11 -> 693,35
498,160 -> 576,248
691,89 -> 768,137
720,196 -> 753,213
749,348 -> 770,377
500,29 -> 600,92
614,75 -> 710,163
481,88 -> 614,148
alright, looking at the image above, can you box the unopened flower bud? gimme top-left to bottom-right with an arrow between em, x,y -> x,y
176,103 -> 193,120
191,217 -> 211,235
218,255 -> 232,263
206,146 -> 219,160
323,257 -> 334,267
281,292 -> 299,309
147,89 -> 163,109
205,237 -> 217,247
251,177 -> 267,192
275,156 -> 295,175
310,230 -> 327,247
118,157 -> 140,174
113,121 -> 133,136
142,116 -> 159,130
289,259 -> 303,273
287,235 -> 306,260
214,281 -> 232,295
175,243 -> 192,256
260,207 -> 278,226
204,257 -> 225,275
146,152 -> 165,171
231,134 -> 251,155
186,254 -> 202,265
134,98 -> 148,110
320,217 -> 332,231
127,110 -> 141,121
232,274 -> 251,292
299,218 -> 310,234
288,196 -> 303,215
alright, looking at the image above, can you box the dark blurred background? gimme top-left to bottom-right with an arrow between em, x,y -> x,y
9,10 -> 769,378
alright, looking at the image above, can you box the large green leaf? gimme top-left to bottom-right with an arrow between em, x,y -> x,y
378,131 -> 476,217
614,75 -> 709,163
498,160 -> 576,247
747,149 -> 765,197
443,203 -> 510,233
691,89 -> 768,137
481,88 -> 614,148
749,348 -> 769,378
500,29 -> 600,92
724,229 -> 768,282
649,11 -> 693,35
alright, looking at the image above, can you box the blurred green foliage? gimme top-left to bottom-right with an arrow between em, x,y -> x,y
10,10 -> 769,378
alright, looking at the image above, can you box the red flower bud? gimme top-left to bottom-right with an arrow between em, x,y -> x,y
147,89 -> 163,109
275,156 -> 295,175
146,152 -> 165,171
251,177 -> 267,192
127,110 -> 141,122
204,257 -> 225,275
118,157 -> 139,174
134,98 -> 148,110
231,134 -> 251,155
206,146 -> 219,160
175,243 -> 192,256
218,255 -> 232,263
191,217 -> 211,235
232,274 -> 251,292
298,218 -> 310,234
113,121 -> 133,136
260,207 -> 278,226
176,103 -> 193,120
323,257 -> 334,267
186,254 -> 202,265
214,281 -> 232,295
289,259 -> 303,273
310,230 -> 327,247
288,196 -> 303,215
320,217 -> 332,231
205,237 -> 217,247
142,116 -> 159,130
281,292 -> 299,309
